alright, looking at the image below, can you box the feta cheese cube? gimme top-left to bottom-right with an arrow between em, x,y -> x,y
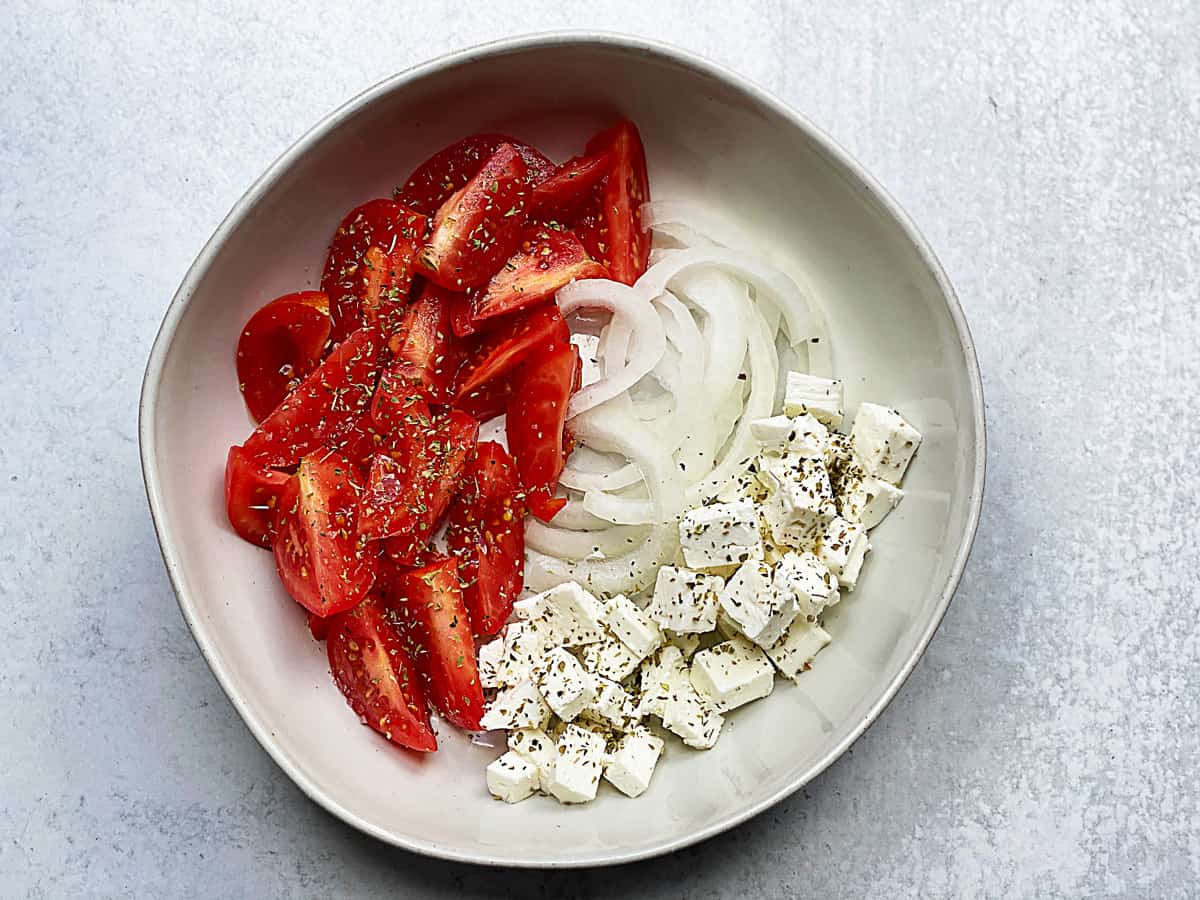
486,751 -> 539,803
840,474 -> 904,529
816,517 -> 871,590
764,617 -> 832,681
507,727 -> 556,789
759,455 -> 838,538
662,683 -> 725,749
849,402 -> 922,484
494,620 -> 553,687
689,636 -> 776,712
579,635 -> 645,682
772,551 -> 840,619
649,566 -> 724,633
636,645 -> 688,718
717,558 -> 798,648
604,727 -> 665,798
750,412 -> 829,457
679,500 -> 764,570
519,581 -> 606,646
665,629 -> 702,660
477,637 -> 504,689
570,332 -> 602,387
480,679 -> 552,730
783,371 -> 844,427
585,676 -> 637,730
534,647 -> 597,722
546,724 -> 607,804
716,462 -> 769,504
602,594 -> 663,658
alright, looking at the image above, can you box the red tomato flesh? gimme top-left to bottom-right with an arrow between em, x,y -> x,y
236,291 -> 331,422
452,303 -> 569,399
224,445 -> 290,547
417,144 -> 530,291
471,225 -> 606,322
272,452 -> 377,618
446,441 -> 525,636
359,245 -> 414,337
327,597 -> 436,751
531,151 -> 613,218
448,292 -> 478,338
380,557 -> 484,730
587,121 -> 651,285
453,376 -> 514,423
387,283 -> 459,400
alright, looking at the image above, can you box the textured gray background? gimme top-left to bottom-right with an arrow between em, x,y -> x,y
2,1 -> 1197,897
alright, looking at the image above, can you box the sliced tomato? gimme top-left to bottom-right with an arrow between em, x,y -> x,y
471,224 -> 606,322
307,611 -> 330,641
242,327 -> 381,468
335,413 -> 386,475
446,442 -> 524,636
507,338 -> 579,521
271,452 -> 376,617
531,151 -> 613,218
380,557 -> 484,730
452,303 -> 568,399
395,133 -> 555,216
370,361 -> 431,434
327,596 -> 436,752
453,376 -> 514,423
224,445 -> 290,547
448,292 -> 478,338
417,144 -> 530,290
358,409 -> 478,541
387,282 -> 459,400
359,245 -> 414,337
235,291 -> 331,422
577,121 -> 651,285
321,200 -> 427,343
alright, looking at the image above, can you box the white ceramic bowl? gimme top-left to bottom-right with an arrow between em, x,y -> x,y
140,33 -> 984,867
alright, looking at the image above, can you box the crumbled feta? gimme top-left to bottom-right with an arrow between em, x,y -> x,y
772,550 -> 840,619
602,594 -> 664,658
585,676 -> 638,730
579,634 -> 645,681
750,412 -> 829,458
534,647 -> 597,722
486,751 -> 539,803
519,582 -> 606,646
849,402 -> 921,484
480,679 -> 552,730
764,617 -> 832,681
689,635 -> 776,712
840,474 -> 904,529
718,558 -> 798,648
477,637 -> 504,690
507,727 -> 556,789
783,371 -> 844,427
648,566 -> 724,633
816,517 -> 871,590
570,333 -> 603,387
546,724 -> 607,804
604,727 -> 665,798
679,500 -> 764,570
759,455 -> 838,540
636,645 -> 688,718
661,683 -> 725,749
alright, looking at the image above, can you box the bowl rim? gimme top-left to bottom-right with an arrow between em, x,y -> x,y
139,29 -> 986,869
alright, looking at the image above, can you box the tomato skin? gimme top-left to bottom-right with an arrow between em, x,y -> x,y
321,200 -> 428,344
236,291 -> 331,422
380,557 -> 484,730
327,596 -> 436,752
446,442 -> 524,636
359,245 -> 414,337
307,611 -> 330,641
506,337 -> 580,521
531,151 -> 613,218
417,144 -> 530,291
452,303 -> 569,399
387,283 -> 459,400
224,445 -> 290,547
395,133 -> 555,216
272,452 -> 377,618
453,376 -> 514,423
571,121 -> 651,285
448,292 -> 478,338
471,225 -> 606,323
242,327 -> 382,469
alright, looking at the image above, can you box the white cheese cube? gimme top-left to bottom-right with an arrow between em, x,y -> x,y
666,629 -> 702,660
494,620 -> 553,687
602,594 -> 663,658
661,683 -> 725,749
759,455 -> 838,539
689,636 -> 776,712
783,371 -> 844,427
585,676 -> 637,730
547,724 -> 607,804
649,566 -> 724,633
534,647 -> 597,722
507,728 -> 556,789
716,462 -> 769,505
636,645 -> 688,718
570,333 -> 602,387
772,551 -> 840,619
480,679 -> 552,730
764,617 -> 832,681
477,637 -> 504,689
519,581 -> 606,646
840,474 -> 904,529
816,517 -> 871,590
579,635 -> 645,682
604,727 -> 664,798
486,751 -> 539,803
717,558 -> 798,648
750,412 -> 829,458
850,402 -> 922,484
679,500 -> 764,570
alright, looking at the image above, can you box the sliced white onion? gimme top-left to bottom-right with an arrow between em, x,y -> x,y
558,462 -> 643,493
525,518 -> 650,561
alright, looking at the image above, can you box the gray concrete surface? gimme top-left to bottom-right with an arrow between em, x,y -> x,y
2,1 -> 1197,897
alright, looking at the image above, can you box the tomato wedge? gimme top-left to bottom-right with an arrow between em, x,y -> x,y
387,283 -> 458,400
235,291 -> 331,422
321,200 -> 427,344
452,303 -> 568,399
417,144 -> 530,290
448,292 -> 477,338
531,151 -> 612,218
380,557 -> 484,730
507,338 -> 579,521
242,326 -> 381,468
359,245 -> 413,337
446,442 -> 524,636
395,133 -> 555,216
327,596 -> 436,751
308,611 -> 330,641
369,361 -> 429,434
471,225 -> 606,322
224,445 -> 290,547
453,376 -> 513,423
272,452 -> 376,617
577,121 -> 651,285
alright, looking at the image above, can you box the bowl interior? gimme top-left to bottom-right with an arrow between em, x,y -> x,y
143,37 -> 981,866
